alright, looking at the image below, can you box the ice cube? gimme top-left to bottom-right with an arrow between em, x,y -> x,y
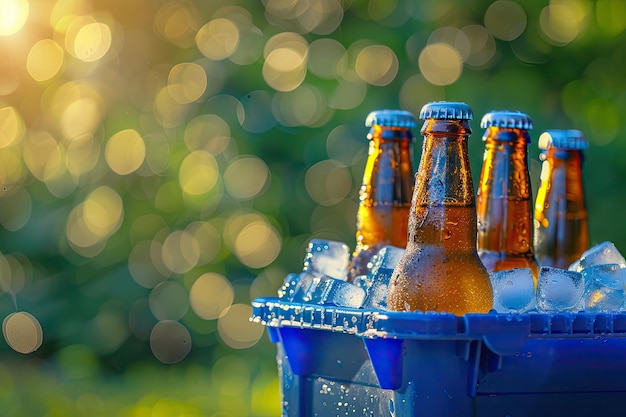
352,274 -> 372,290
369,246 -> 405,276
581,263 -> 625,312
303,239 -> 350,280
489,268 -> 536,313
536,266 -> 584,312
568,259 -> 580,272
278,273 -> 305,300
292,273 -> 365,308
361,246 -> 405,310
571,241 -> 626,272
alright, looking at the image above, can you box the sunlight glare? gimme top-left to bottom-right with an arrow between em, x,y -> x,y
0,0 -> 29,36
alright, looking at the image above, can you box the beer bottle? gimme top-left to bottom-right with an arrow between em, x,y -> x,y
348,110 -> 416,281
476,110 -> 540,283
533,129 -> 589,269
387,102 -> 493,315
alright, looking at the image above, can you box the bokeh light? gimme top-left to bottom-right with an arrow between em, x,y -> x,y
0,106 -> 24,148
149,320 -> 192,364
263,32 -> 308,92
308,38 -> 346,79
328,72 -> 367,110
179,150 -> 219,196
2,312 -> 42,354
325,125 -> 366,167
105,129 -> 146,175
305,159 -> 353,205
217,304 -> 264,349
149,280 -> 189,321
419,43 -> 463,86
427,27 -> 471,61
129,240 -> 170,288
66,186 -> 123,256
234,220 -> 281,269
161,230 -> 200,274
167,62 -> 208,104
224,211 -> 282,269
196,18 -> 240,60
0,252 -> 26,295
224,156 -> 270,200
27,39 -> 64,82
461,25 -> 497,67
484,0 -> 527,41
186,221 -> 221,265
539,0 -> 590,45
0,0 -> 29,36
272,84 -> 327,127
54,82 -> 105,141
154,1 -> 199,48
184,114 -> 231,153
355,44 -> 399,86
0,145 -> 26,193
154,86 -> 190,129
189,272 -> 234,320
73,22 -> 112,62
0,187 -> 31,231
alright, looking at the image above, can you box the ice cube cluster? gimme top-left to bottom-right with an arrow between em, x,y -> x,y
278,238 -> 404,309
277,238 -> 626,314
492,241 -> 626,313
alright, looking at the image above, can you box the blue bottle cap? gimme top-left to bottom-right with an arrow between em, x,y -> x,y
365,110 -> 417,128
480,110 -> 533,130
419,101 -> 473,120
538,130 -> 589,150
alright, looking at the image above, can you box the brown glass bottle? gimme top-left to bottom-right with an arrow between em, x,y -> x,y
387,102 -> 493,315
348,110 -> 416,281
534,130 -> 589,269
476,111 -> 540,283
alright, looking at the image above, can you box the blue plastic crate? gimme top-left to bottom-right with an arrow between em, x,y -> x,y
251,297 -> 626,417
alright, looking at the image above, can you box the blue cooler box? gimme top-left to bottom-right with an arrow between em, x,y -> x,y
251,297 -> 626,417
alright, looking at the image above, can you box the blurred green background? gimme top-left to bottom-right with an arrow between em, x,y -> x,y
1,0 -> 625,415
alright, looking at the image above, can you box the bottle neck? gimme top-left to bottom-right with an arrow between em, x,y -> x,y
478,129 -> 531,200
540,149 -> 585,197
359,125 -> 415,207
534,148 -> 588,267
414,119 -> 474,206
476,129 -> 534,255
408,119 -> 477,250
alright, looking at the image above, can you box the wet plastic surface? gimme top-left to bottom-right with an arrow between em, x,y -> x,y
251,297 -> 626,417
